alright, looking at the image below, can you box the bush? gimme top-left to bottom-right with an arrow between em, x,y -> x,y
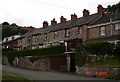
6,45 -> 65,64
75,45 -> 87,66
83,41 -> 114,56
75,41 -> 119,66
29,54 -> 66,63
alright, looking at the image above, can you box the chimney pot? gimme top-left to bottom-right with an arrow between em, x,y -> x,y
51,18 -> 57,25
97,5 -> 105,14
83,9 -> 90,17
71,13 -> 77,20
43,21 -> 48,28
60,16 -> 66,23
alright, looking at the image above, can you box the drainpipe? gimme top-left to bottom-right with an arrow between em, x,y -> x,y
110,18 -> 112,35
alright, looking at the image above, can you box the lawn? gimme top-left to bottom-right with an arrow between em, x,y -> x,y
2,71 -> 33,82
89,58 -> 120,67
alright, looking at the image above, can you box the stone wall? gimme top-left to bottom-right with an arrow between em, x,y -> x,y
19,57 -> 34,70
76,66 -> 120,77
2,56 -> 11,66
33,59 -> 50,71
18,57 -> 50,71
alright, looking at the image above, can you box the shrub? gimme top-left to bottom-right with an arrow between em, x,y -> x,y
6,45 -> 65,64
75,45 -> 87,66
75,41 -> 118,66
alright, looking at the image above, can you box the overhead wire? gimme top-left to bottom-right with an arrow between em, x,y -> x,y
27,0 -> 81,12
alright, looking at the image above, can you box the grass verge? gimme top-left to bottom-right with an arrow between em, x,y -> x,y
2,71 -> 33,82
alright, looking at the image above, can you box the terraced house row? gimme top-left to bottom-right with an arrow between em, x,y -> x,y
4,5 -> 120,51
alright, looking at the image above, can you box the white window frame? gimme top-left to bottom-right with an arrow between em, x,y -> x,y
115,23 -> 120,30
78,27 -> 83,34
100,26 -> 105,35
54,31 -> 58,39
44,35 -> 47,41
65,29 -> 70,37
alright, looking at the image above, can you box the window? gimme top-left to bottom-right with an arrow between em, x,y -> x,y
28,37 -> 30,42
35,36 -> 38,42
100,26 -> 105,35
65,29 -> 70,37
6,38 -> 8,41
19,40 -> 22,44
44,35 -> 47,41
78,27 -> 83,34
12,37 -> 14,40
115,23 -> 120,30
54,31 -> 58,39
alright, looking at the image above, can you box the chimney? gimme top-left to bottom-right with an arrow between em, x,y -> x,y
43,21 -> 48,28
60,16 -> 66,23
83,9 -> 90,17
71,13 -> 77,20
51,18 -> 57,25
97,5 -> 105,14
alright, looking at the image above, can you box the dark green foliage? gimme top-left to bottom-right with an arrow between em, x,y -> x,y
75,45 -> 87,66
6,45 -> 65,57
106,2 -> 120,13
83,41 -> 114,56
2,22 -> 9,26
6,45 -> 65,64
75,41 -> 119,66
2,22 -> 28,40
2,48 -> 15,56
10,23 -> 18,27
29,54 -> 66,63
114,41 -> 120,57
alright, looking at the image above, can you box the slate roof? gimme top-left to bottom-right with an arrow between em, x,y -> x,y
85,34 -> 120,42
22,13 -> 101,37
91,12 -> 120,26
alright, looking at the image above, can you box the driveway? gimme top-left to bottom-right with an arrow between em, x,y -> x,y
2,65 -> 111,80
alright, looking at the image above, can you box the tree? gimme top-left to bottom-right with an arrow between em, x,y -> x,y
11,23 -> 18,27
2,22 -> 28,40
106,2 -> 120,13
2,22 -> 9,26
114,41 -> 120,58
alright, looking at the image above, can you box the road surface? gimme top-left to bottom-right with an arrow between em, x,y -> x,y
2,65 -> 109,80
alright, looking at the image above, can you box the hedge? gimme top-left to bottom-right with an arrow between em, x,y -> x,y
29,54 -> 66,63
75,41 -> 120,66
6,45 -> 65,64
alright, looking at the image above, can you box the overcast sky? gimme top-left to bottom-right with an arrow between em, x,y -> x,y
0,0 -> 119,28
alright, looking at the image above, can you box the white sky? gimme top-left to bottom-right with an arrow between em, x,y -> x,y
0,0 -> 119,28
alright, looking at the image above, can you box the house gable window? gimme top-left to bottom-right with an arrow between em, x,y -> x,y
115,23 -> 120,30
65,29 -> 70,37
100,26 -> 105,35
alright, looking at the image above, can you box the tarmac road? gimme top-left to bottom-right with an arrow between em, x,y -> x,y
2,65 -> 110,80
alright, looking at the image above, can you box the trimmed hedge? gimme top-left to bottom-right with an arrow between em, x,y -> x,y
29,54 -> 66,63
75,41 -> 120,66
6,45 -> 65,57
6,45 -> 65,64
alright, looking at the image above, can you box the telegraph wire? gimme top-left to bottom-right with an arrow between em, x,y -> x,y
27,0 -> 81,12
